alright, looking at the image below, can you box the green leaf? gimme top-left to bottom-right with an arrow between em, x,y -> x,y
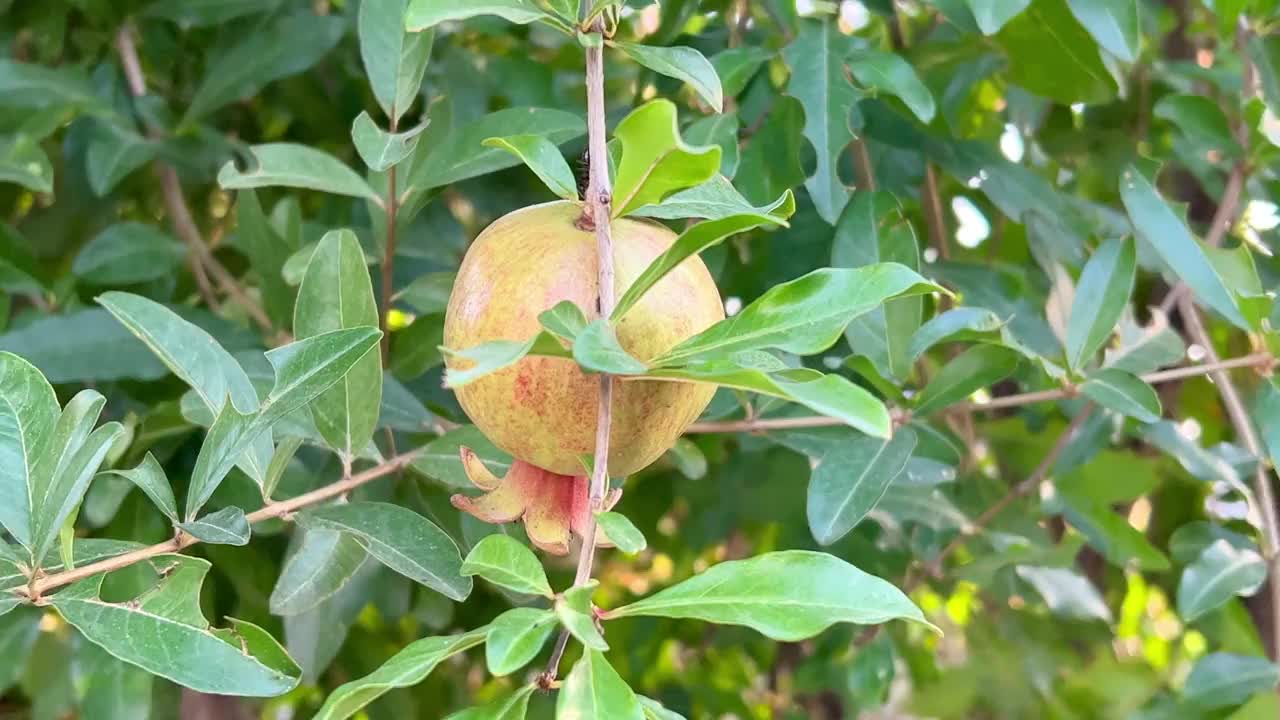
1154,95 -> 1239,157
0,59 -> 100,110
1170,521 -> 1256,565
1065,0 -> 1138,61
0,352 -> 60,549
1056,496 -> 1170,570
596,512 -> 647,554
807,429 -> 916,545
1183,653 -> 1280,710
84,121 -> 157,197
72,223 -> 185,286
612,42 -> 723,112
639,696 -> 688,720
294,230 -> 382,458
447,686 -> 536,720
443,331 -> 570,388
312,628 -> 486,720
461,535 -> 553,597
218,144 -> 380,202
390,313 -> 446,380
655,264 -> 941,366
606,550 -> 935,639
359,0 -> 434,123
994,0 -> 1117,104
1256,380 -> 1280,472
834,192 -> 924,381
1177,540 -> 1267,622
782,19 -> 861,223
184,12 -> 345,122
185,327 -> 382,517
405,0 -> 550,30
270,529 -> 368,616
234,190 -> 295,328
1103,307 -> 1185,375
913,345 -> 1020,416
1065,237 -> 1136,371
632,176 -> 793,221
685,113 -> 740,177
397,272 -> 455,315
557,582 -> 608,651
52,555 -> 301,696
646,362 -> 893,438
482,134 -> 579,201
967,0 -> 1031,33
352,112 -> 429,172
907,307 -> 1008,362
539,300 -> 590,341
179,506 -> 250,546
846,49 -> 935,123
711,47 -> 773,97
410,425 -> 512,489
485,608 -> 556,676
611,100 -> 721,218
573,321 -> 649,375
0,134 -> 53,194
297,501 -> 471,601
410,107 -> 584,189
96,453 -> 177,524
613,205 -> 791,322
145,0 -> 286,27
1014,566 -> 1113,622
557,650 -> 645,720
1080,368 -> 1162,423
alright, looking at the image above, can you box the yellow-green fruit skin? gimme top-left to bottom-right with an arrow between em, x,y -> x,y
443,201 -> 725,477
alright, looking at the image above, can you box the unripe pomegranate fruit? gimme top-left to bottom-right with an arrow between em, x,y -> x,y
443,201 -> 725,552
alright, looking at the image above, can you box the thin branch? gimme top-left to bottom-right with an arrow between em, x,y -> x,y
114,25 -> 275,336
20,451 -> 421,600
916,404 -> 1095,585
853,138 -> 877,192
1179,295 -> 1280,659
921,163 -> 949,259
380,118 -> 400,362
683,352 -> 1275,434
545,16 -> 616,683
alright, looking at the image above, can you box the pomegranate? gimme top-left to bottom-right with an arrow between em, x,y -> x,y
443,201 -> 725,552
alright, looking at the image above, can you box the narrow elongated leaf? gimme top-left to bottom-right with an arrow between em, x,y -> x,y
654,264 -> 941,366
97,453 -> 177,523
52,555 -> 300,696
1066,0 -> 1139,60
482,135 -> 578,201
968,0 -> 1031,33
1120,166 -> 1248,329
807,429 -> 916,545
631,175 -> 793,221
1015,566 -> 1113,621
557,583 -> 608,651
908,308 -> 1008,362
846,49 -> 935,122
613,42 -> 723,112
1066,237 -> 1136,371
313,628 -> 486,720
783,19 -> 861,223
235,190 -> 295,329
1080,368 -> 1162,423
461,535 -> 552,597
596,512 -> 646,554
0,609 -> 41,687
145,0 -> 286,26
605,550 -> 935,639
486,608 -> 556,676
411,426 -> 512,489
84,121 -> 156,197
613,206 -> 792,322
914,345 -> 1020,416
72,223 -> 184,285
640,697 -> 688,720
443,331 -> 570,388
1183,653 -> 1280,709
352,112 -> 428,172
448,687 -> 536,720
0,352 -> 59,548
1177,540 -> 1267,622
294,230 -> 382,459
179,507 -> 250,546
405,0 -> 550,30
0,59 -> 100,109
994,0 -> 1117,103
557,650 -> 645,720
297,501 -> 470,600
573,321 -> 649,375
410,107 -> 584,189
539,301 -> 589,341
0,134 -> 52,194
79,646 -> 154,720
218,144 -> 379,202
611,100 -> 721,218
644,363 -> 892,438
270,529 -> 368,616
359,0 -> 434,123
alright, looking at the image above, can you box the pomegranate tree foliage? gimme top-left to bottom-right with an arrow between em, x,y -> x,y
2,0 -> 1280,716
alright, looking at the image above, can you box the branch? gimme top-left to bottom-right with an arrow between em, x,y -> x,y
380,116 -> 401,362
683,352 -> 1276,434
545,16 -> 615,683
19,451 -> 421,601
915,404 -> 1095,585
114,25 -> 276,337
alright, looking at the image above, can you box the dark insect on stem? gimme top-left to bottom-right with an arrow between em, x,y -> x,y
575,148 -> 591,199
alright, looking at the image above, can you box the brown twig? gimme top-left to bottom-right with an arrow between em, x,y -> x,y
544,16 -> 616,682
380,116 -> 401,361
114,25 -> 275,336
853,138 -> 877,192
915,404 -> 1095,585
682,352 -> 1274,434
921,163 -> 949,260
18,451 -> 421,600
